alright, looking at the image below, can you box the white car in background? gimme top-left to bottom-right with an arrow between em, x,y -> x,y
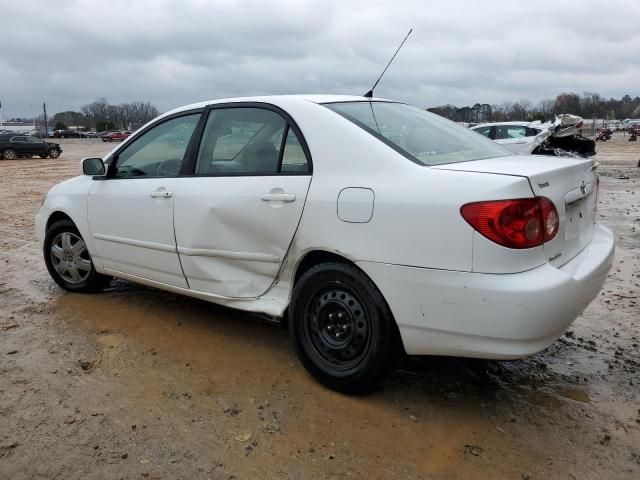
472,115 -> 596,157
471,121 -> 550,155
36,95 -> 614,392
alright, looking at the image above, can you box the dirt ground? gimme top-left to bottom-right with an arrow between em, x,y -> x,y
0,135 -> 638,480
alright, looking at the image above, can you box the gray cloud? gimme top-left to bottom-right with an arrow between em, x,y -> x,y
1,0 -> 639,118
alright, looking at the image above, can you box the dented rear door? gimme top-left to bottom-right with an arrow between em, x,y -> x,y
173,105 -> 312,298
173,175 -> 310,298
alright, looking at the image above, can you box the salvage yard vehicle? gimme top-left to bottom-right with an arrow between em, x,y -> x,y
0,134 -> 62,159
595,128 -> 613,141
472,115 -> 596,157
101,131 -> 130,142
36,95 -> 615,392
53,129 -> 84,138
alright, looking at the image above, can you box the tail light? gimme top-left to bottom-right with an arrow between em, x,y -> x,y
461,197 -> 559,249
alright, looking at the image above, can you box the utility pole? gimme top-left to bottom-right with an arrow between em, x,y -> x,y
43,102 -> 48,137
0,100 -> 3,127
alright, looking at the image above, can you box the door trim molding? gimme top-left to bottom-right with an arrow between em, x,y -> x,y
92,233 -> 280,263
93,233 -> 177,253
177,246 -> 279,263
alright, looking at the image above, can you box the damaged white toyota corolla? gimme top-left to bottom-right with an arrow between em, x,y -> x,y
37,95 -> 615,392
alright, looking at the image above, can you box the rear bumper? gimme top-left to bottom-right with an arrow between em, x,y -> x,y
357,224 -> 615,359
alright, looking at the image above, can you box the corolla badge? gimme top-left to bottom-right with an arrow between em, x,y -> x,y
579,180 -> 587,195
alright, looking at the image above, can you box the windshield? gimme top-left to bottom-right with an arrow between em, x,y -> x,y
324,101 -> 509,166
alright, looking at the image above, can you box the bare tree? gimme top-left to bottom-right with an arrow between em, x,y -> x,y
78,99 -> 159,130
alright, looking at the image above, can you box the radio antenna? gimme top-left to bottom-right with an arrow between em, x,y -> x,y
364,29 -> 413,98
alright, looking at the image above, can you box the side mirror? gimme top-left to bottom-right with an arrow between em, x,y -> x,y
82,157 -> 106,176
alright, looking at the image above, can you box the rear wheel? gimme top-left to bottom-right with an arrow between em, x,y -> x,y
48,148 -> 60,158
43,219 -> 110,292
2,149 -> 16,160
290,262 -> 399,393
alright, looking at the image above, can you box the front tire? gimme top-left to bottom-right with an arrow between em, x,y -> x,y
43,220 -> 110,292
2,149 -> 16,160
290,262 -> 399,393
48,148 -> 60,158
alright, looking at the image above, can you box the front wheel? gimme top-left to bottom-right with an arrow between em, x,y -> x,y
2,149 -> 16,160
43,219 -> 110,292
48,148 -> 60,158
289,262 -> 399,393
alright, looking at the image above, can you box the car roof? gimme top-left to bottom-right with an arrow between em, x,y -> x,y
164,94 -> 394,116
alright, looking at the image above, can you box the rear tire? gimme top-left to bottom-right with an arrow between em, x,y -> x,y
289,262 -> 399,393
43,219 -> 110,292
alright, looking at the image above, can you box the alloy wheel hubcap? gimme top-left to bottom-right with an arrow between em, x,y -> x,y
50,232 -> 92,284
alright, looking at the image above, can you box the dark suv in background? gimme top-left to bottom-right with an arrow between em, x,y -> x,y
0,135 -> 62,159
53,129 -> 85,138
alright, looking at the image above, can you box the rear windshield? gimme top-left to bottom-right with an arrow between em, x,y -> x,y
324,101 -> 509,166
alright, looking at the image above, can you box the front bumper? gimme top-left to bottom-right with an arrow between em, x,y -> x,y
357,224 -> 615,359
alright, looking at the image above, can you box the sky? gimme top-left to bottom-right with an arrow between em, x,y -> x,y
1,0 -> 639,118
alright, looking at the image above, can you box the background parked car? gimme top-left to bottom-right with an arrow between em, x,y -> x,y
53,129 -> 84,138
101,131 -> 130,142
0,134 -> 62,159
472,115 -> 596,157
471,122 -> 544,155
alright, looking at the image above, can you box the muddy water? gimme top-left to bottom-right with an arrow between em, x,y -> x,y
1,138 -> 639,479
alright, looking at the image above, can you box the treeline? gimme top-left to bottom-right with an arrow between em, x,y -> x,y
52,98 -> 159,131
428,93 -> 640,123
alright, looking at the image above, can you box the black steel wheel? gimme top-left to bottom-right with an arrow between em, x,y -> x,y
290,262 -> 399,393
43,219 -> 111,292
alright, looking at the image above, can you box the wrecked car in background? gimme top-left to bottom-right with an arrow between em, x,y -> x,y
472,114 -> 596,157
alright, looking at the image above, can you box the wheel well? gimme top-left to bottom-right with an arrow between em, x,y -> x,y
46,211 -> 73,231
294,250 -> 351,284
291,250 -> 405,354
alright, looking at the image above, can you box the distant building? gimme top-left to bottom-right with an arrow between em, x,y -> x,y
0,122 -> 37,134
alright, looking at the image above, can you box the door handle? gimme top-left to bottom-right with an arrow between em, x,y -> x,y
150,190 -> 173,198
261,193 -> 296,202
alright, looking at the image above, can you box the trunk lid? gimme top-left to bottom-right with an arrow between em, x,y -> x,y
434,155 -> 598,267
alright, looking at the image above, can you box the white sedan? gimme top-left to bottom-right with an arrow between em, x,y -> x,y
471,121 -> 550,155
36,95 -> 615,392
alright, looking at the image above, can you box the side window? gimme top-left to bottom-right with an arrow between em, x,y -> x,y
495,126 -> 526,140
509,127 -> 526,138
11,137 -> 26,143
113,113 -> 200,178
281,128 -> 309,173
195,107 -> 286,175
473,126 -> 492,137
